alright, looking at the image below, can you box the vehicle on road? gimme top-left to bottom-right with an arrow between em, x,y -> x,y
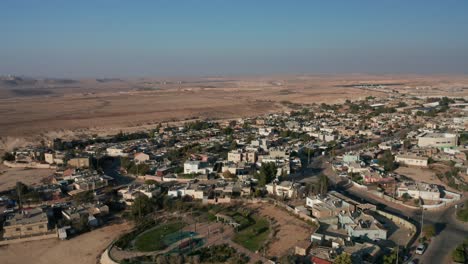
415,244 -> 426,255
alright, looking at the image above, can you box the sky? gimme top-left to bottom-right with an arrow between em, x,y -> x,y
1,0 -> 468,78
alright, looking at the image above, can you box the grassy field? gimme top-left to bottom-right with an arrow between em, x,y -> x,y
134,222 -> 185,252
233,217 -> 270,252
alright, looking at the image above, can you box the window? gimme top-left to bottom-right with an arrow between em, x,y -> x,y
15,228 -> 21,231
39,225 -> 45,229
27,227 -> 32,231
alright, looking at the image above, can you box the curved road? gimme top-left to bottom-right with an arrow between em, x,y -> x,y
301,153 -> 468,264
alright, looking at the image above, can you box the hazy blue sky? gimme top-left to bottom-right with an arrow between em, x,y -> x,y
1,1 -> 468,77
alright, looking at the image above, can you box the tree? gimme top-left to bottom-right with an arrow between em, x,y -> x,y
222,170 -> 236,179
402,139 -> 411,150
452,239 -> 468,263
256,162 -> 277,186
378,150 -> 396,171
334,253 -> 352,264
456,201 -> 468,222
131,195 -> 153,221
423,224 -> 436,238
229,140 -> 238,150
2,152 -> 15,161
145,179 -> 158,185
401,193 -> 412,202
73,190 -> 95,204
397,101 -> 408,108
15,181 -> 29,209
304,182 -> 318,196
452,245 -> 466,263
383,249 -> 398,264
319,174 -> 329,195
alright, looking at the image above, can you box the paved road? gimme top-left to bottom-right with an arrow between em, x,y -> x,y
414,201 -> 468,264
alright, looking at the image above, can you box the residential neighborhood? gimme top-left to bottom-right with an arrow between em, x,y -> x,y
0,94 -> 467,263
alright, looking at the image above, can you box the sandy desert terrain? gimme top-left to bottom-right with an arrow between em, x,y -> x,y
0,74 -> 466,146
0,165 -> 54,192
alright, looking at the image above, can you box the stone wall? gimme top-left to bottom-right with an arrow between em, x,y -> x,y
0,232 -> 57,245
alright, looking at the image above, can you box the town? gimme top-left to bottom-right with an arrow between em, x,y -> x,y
1,93 -> 467,264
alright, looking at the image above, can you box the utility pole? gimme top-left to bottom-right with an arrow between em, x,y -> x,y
396,244 -> 399,264
421,207 -> 424,233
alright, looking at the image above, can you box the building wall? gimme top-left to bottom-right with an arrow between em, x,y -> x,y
395,156 -> 428,167
398,188 -> 440,200
348,228 -> 387,240
3,221 -> 49,239
418,134 -> 458,148
228,152 -> 243,163
68,158 -> 90,168
184,162 -> 199,174
44,153 -> 54,164
246,152 -> 257,162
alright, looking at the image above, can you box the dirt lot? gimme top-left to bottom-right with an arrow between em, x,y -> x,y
396,166 -> 458,192
396,166 -> 440,184
0,165 -> 54,192
248,202 -> 316,258
0,222 -> 131,264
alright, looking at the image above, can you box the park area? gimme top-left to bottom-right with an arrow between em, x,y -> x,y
108,204 -> 272,262
105,201 -> 318,263
232,216 -> 270,252
133,222 -> 187,252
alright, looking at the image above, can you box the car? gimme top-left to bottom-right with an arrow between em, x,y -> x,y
3,208 -> 14,214
415,244 -> 426,255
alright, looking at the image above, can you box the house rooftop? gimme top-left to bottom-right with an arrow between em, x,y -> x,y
4,208 -> 48,226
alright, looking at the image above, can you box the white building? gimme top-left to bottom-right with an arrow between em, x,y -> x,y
395,154 -> 428,167
118,184 -> 160,205
134,153 -> 150,164
183,160 -> 211,174
397,181 -> 440,200
106,147 -> 128,157
417,133 -> 458,148
265,181 -> 298,198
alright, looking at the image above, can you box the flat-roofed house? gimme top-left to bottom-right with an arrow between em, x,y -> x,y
396,181 -> 440,200
3,208 -> 50,239
395,154 -> 428,167
417,132 -> 458,148
68,157 -> 91,168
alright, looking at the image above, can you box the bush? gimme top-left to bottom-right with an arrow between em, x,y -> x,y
456,201 -> 468,222
423,224 -> 436,238
2,152 -> 15,161
401,193 -> 412,202
452,239 -> 468,263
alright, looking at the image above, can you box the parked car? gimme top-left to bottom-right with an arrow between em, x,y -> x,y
415,244 -> 426,255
